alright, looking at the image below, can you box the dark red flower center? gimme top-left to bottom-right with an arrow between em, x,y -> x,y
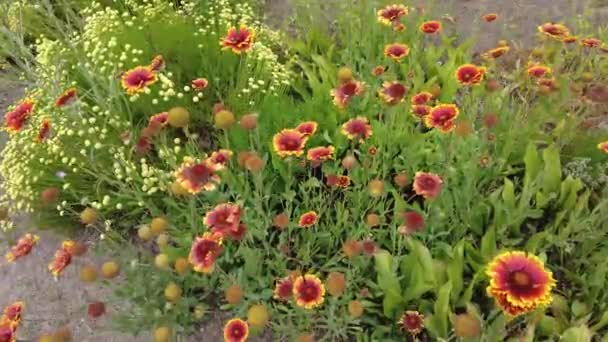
421,177 -> 437,189
187,164 -> 214,183
194,240 -> 218,262
279,135 -> 302,150
386,83 -> 406,99
388,46 -> 406,57
229,324 -> 246,338
229,29 -> 250,44
347,121 -> 366,135
0,327 -> 13,342
341,82 -> 359,96
126,69 -> 154,87
298,280 -> 320,302
277,280 -> 293,298
381,8 -> 403,21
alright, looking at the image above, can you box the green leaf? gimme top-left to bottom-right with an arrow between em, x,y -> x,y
374,250 -> 403,317
561,325 -> 592,342
502,178 -> 516,208
447,240 -> 464,303
426,282 -> 452,338
541,145 -> 561,196
480,226 -> 496,261
524,143 -> 540,189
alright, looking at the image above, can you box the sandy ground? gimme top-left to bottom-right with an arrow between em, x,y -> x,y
1,0 -> 608,341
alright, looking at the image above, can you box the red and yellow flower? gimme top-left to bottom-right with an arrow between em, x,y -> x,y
377,4 -> 408,26
273,129 -> 308,158
482,46 -> 510,59
562,36 -> 577,44
537,78 -> 558,91
5,233 -> 39,263
384,43 -> 410,61
486,251 -> 556,316
411,104 -> 431,119
598,141 -> 608,153
455,64 -> 486,86
399,211 -> 426,235
581,37 -> 602,48
295,121 -> 318,137
191,78 -> 209,90
379,81 -> 407,105
4,99 -> 34,133
411,91 -> 433,105
48,240 -> 75,278
189,232 -> 223,273
121,66 -> 157,95
36,119 -> 51,143
274,276 -> 294,301
425,104 -> 459,132
2,302 -> 23,326
203,203 -> 242,236
149,55 -> 165,71
482,13 -> 498,22
307,146 -> 335,162
223,318 -> 249,342
398,311 -> 425,335
419,20 -> 442,34
413,172 -> 443,199
538,22 -> 570,40
336,175 -> 351,188
298,211 -> 318,228
293,274 -> 325,309
527,65 -> 551,78
175,157 -> 223,194
341,117 -> 373,143
208,149 -> 233,166
147,112 -> 169,134
372,65 -> 386,76
55,88 -> 77,107
221,25 -> 255,54
0,322 -> 16,342
330,80 -> 365,109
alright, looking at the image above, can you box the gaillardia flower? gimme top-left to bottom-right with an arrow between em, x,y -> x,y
274,276 -> 294,301
48,242 -> 74,278
36,120 -> 51,143
527,65 -> 551,78
273,129 -> 308,158
175,157 -> 223,194
372,65 -> 386,76
581,38 -> 602,48
336,175 -> 351,188
295,121 -> 318,137
377,4 -> 408,26
455,64 -> 486,86
0,322 -> 15,342
411,105 -> 432,119
203,203 -> 241,236
307,146 -> 335,162
482,46 -> 510,59
4,99 -> 34,133
3,302 -> 23,325
293,274 -> 325,309
149,55 -> 165,71
223,318 -> 249,342
486,251 -> 556,316
221,25 -> 255,54
399,311 -> 424,335
298,211 -> 319,228
413,172 -> 443,199
330,80 -> 365,109
425,104 -> 460,132
147,112 -> 169,132
341,117 -> 373,143
598,141 -> 608,153
399,211 -> 426,235
384,43 -> 410,61
121,66 -> 157,95
411,91 -> 433,105
562,36 -> 577,44
191,78 -> 209,90
208,149 -> 233,166
189,232 -> 223,273
379,81 -> 407,105
537,78 -> 558,91
483,13 -> 498,22
5,233 -> 39,263
419,20 -> 442,34
55,88 -> 77,107
538,22 -> 570,40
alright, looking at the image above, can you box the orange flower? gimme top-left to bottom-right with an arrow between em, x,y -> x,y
379,81 -> 408,105
54,88 -> 77,107
455,64 -> 486,86
221,25 -> 255,54
486,251 -> 556,316
482,13 -> 498,22
203,203 -> 242,237
121,66 -> 157,95
372,65 -> 386,76
581,38 -> 602,48
330,80 -> 365,109
48,241 -> 75,278
293,274 -> 325,309
399,311 -> 425,335
191,78 -> 209,90
384,43 -> 410,61
148,112 -> 169,131
149,55 -> 165,71
341,117 -> 373,142
377,4 -> 408,26
298,211 -> 318,228
598,141 -> 608,153
5,233 -> 39,263
273,129 -> 308,158
425,104 -> 459,132
562,36 -> 577,44
189,232 -> 223,273
537,78 -> 558,91
223,318 -> 249,342
274,276 -> 294,301
419,20 -> 442,34
527,65 -> 551,78
482,46 -> 509,59
413,171 -> 443,199
295,121 -> 318,137
208,149 -> 233,166
307,146 -> 335,162
175,157 -> 222,194
336,175 -> 351,188
2,302 -> 23,326
36,119 -> 51,143
538,22 -> 570,40
4,99 -> 34,133
411,91 -> 433,105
